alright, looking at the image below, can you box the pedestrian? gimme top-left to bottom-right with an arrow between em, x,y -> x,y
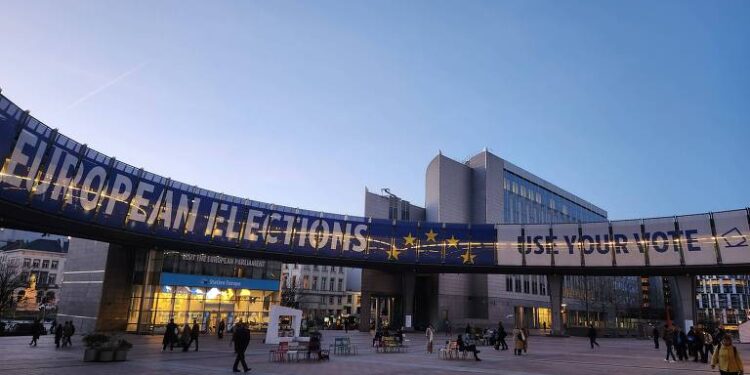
675,326 -> 688,361
54,323 -> 63,348
494,321 -> 508,351
232,322 -> 251,372
513,327 -> 525,356
457,334 -> 481,361
652,326 -> 660,349
687,326 -> 703,362
29,318 -> 42,347
67,321 -> 75,346
711,334 -> 743,375
186,319 -> 200,351
703,329 -> 714,363
62,321 -> 73,347
163,318 -> 177,351
218,319 -> 225,339
181,323 -> 192,351
444,319 -> 452,337
426,324 -> 434,354
663,324 -> 676,362
587,324 -> 600,349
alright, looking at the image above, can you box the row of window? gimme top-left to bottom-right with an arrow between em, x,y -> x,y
282,274 -> 344,292
505,275 -> 547,296
22,258 -> 59,270
285,264 -> 345,273
698,293 -> 750,310
20,271 -> 57,286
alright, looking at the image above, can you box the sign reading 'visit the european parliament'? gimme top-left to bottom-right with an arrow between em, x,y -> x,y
1,93 -> 750,271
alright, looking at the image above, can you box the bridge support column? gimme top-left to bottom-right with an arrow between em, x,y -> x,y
402,271 -> 416,330
548,274 -> 565,336
672,275 -> 697,331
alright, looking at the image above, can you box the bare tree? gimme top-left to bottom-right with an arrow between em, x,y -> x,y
0,261 -> 26,314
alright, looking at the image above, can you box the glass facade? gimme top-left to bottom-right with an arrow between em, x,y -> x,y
503,170 -> 606,224
697,275 -> 750,330
126,251 -> 281,334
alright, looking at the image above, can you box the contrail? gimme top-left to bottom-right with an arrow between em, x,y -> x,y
64,61 -> 149,111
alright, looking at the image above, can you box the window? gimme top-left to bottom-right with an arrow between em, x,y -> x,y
532,281 -> 538,295
523,277 -> 530,294
321,278 -> 327,291
347,295 -> 352,303
329,296 -> 334,304
506,276 -> 513,292
329,279 -> 335,291
50,260 -> 58,270
42,260 -> 49,269
303,275 -> 309,289
339,267 -> 344,274
337,296 -> 342,305
540,281 -> 547,296
313,265 -> 319,271
48,274 -> 56,285
312,277 -> 318,290
337,279 -> 343,291
515,277 -> 522,293
23,258 -> 31,268
32,259 -> 40,268
291,275 -> 297,288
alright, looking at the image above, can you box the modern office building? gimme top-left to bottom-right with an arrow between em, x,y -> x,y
696,275 -> 750,332
360,150 -> 645,333
57,238 -> 281,334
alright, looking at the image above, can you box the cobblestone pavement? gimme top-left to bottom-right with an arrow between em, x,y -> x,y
0,330 -> 736,375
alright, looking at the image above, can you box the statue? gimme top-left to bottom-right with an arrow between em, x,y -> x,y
28,273 -> 37,290
16,273 -> 39,312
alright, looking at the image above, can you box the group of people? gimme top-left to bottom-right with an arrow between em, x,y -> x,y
656,324 -> 743,374
161,318 -> 203,352
53,320 -> 76,348
423,322 -> 531,360
372,326 -> 407,347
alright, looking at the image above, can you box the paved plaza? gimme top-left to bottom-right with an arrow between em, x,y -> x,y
0,331 -> 738,375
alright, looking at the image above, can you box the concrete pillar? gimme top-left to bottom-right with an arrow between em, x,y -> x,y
402,271 -> 416,330
359,291 -> 371,332
548,274 -> 565,336
672,275 -> 696,332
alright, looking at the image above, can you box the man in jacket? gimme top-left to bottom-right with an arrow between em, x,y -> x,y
232,322 -> 251,372
663,325 -> 676,362
187,319 -> 200,351
587,325 -> 600,349
163,319 -> 177,351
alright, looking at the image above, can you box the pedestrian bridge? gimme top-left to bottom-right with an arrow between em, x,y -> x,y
1,91 -> 748,275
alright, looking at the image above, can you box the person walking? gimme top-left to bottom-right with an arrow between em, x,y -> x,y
163,319 -> 177,351
703,329 -> 714,363
29,319 -> 42,347
663,324 -> 676,362
687,326 -> 698,361
425,324 -> 434,354
54,323 -> 63,348
62,321 -> 73,347
675,326 -> 688,361
522,327 -> 529,353
67,321 -> 75,346
180,323 -> 192,352
186,319 -> 200,351
711,334 -> 743,375
218,319 -> 226,339
232,322 -> 251,372
494,321 -> 508,351
587,324 -> 600,349
513,327 -> 526,356
652,326 -> 660,349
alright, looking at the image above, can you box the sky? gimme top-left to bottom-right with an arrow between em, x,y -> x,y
0,0 -> 748,220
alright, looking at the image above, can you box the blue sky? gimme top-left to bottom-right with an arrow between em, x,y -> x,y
0,0 -> 748,220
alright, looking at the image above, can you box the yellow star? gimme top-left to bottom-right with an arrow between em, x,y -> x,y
461,249 -> 477,264
425,229 -> 438,242
387,246 -> 401,261
403,233 -> 417,246
446,235 -> 459,248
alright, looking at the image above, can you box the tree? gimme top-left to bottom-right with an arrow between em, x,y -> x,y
0,260 -> 26,315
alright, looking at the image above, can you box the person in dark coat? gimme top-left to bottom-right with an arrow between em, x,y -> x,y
663,325 -> 676,362
54,324 -> 63,348
180,324 -> 192,352
186,319 -> 200,351
163,318 -> 177,351
29,319 -> 42,347
652,326 -> 660,349
65,321 -> 75,347
494,321 -> 508,351
458,334 -> 481,361
675,326 -> 688,361
232,322 -> 251,372
587,325 -> 600,349
218,319 -> 226,339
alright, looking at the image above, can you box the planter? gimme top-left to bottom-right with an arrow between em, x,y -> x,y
114,349 -> 129,361
83,348 -> 99,362
98,350 -> 115,362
